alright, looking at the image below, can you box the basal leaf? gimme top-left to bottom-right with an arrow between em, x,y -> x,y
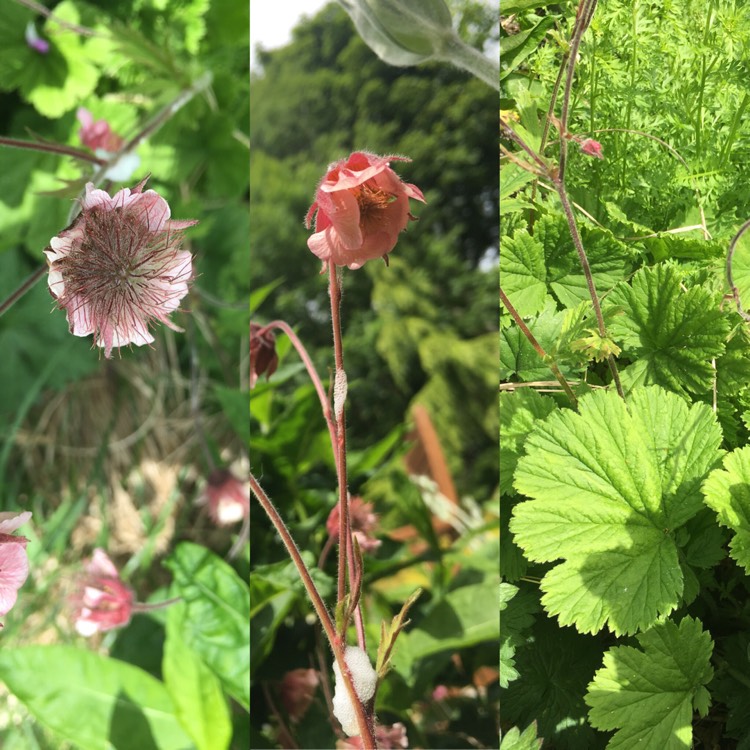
537,214 -> 633,309
0,645 -> 191,750
500,722 -> 544,750
499,583 -> 538,688
501,613 -> 604,750
500,229 -> 548,317
500,388 -> 557,496
585,617 -> 714,750
511,386 -> 723,635
702,446 -> 750,573
163,603 -> 232,750
164,543 -> 250,709
606,263 -> 729,396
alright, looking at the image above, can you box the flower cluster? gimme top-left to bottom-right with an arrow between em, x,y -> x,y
305,151 -> 425,270
45,178 -> 197,358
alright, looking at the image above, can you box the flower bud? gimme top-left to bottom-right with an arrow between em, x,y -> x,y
338,0 -> 453,66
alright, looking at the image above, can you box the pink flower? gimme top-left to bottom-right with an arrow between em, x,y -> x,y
73,549 -> 134,636
580,138 -> 604,159
338,723 -> 409,749
76,108 -> 124,153
203,469 -> 250,526
326,497 -> 381,553
279,668 -> 320,723
305,151 -> 425,270
0,512 -> 32,621
45,177 -> 197,358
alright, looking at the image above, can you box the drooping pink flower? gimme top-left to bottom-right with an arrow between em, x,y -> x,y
326,497 -> 381,553
338,723 -> 409,749
579,138 -> 604,159
73,549 -> 134,636
250,322 -> 279,389
202,468 -> 250,526
45,177 -> 197,358
76,108 -> 125,153
279,668 -> 320,723
0,511 -> 32,621
305,151 -> 425,270
24,22 -> 49,54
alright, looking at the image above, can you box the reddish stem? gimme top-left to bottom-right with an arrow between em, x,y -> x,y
249,472 -> 376,749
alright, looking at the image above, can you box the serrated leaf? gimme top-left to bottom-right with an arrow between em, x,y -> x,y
500,388 -> 557,496
163,603 -> 232,750
585,617 -> 714,750
502,613 -> 603,750
500,722 -> 544,750
511,386 -> 723,635
606,264 -> 729,396
537,214 -> 633,309
702,445 -> 750,574
0,645 -> 191,750
500,229 -> 548,317
499,583 -> 538,688
164,542 -> 250,709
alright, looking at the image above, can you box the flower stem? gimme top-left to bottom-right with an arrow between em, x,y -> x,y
439,32 -> 499,91
264,320 -> 340,475
249,472 -> 376,749
131,596 -> 182,613
499,288 -> 578,407
327,262 -> 366,648
0,136 -> 104,165
0,263 -> 47,319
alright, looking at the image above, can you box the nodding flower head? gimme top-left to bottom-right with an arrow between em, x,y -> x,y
305,151 -> 425,270
202,468 -> 250,526
250,322 -> 279,388
45,177 -> 197,358
72,549 -> 134,636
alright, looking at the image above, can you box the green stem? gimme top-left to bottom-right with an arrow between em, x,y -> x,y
438,32 -> 499,91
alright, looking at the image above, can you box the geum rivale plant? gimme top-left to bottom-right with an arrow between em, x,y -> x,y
500,0 -> 750,747
250,150 -> 425,749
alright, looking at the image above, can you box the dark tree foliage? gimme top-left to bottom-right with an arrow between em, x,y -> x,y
250,2 -> 498,495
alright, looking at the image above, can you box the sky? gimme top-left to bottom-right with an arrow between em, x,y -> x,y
250,0 -> 334,70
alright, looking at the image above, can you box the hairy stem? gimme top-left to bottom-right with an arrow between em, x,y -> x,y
249,473 -> 376,748
0,263 -> 47,319
499,288 -> 578,407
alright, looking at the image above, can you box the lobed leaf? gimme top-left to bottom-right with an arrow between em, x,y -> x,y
511,386 -> 723,635
606,263 -> 729,397
585,617 -> 714,749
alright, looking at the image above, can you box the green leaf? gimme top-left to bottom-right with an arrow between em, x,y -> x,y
500,229 -> 548,317
499,583 -> 538,688
538,214 -> 633,309
0,645 -> 191,750
702,445 -> 750,574
500,722 -> 544,750
500,17 -> 556,81
585,617 -> 714,750
606,264 -> 729,397
392,580 -> 500,675
164,542 -> 250,709
499,388 -> 557,496
163,603 -> 232,750
501,612 -> 604,750
511,386 -> 723,635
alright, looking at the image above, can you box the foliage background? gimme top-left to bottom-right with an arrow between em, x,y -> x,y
250,2 -> 500,748
0,1 -> 249,748
501,1 -> 750,748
